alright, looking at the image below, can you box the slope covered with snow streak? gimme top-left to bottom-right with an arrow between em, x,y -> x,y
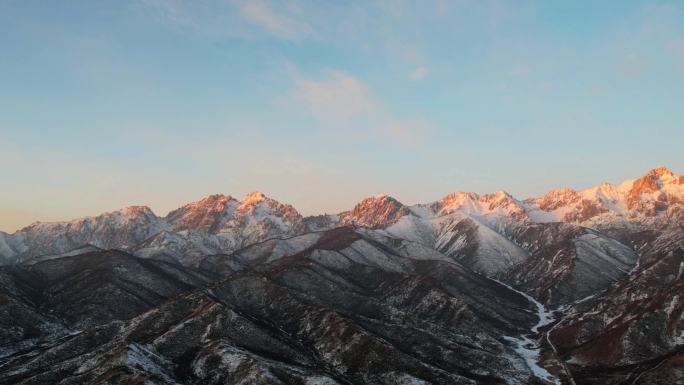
494,279 -> 559,384
0,228 -> 543,385
0,192 -> 307,265
0,166 -> 682,383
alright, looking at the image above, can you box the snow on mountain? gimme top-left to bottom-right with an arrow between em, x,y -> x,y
436,190 -> 528,220
0,192 -> 308,265
0,167 -> 680,299
1,166 -> 683,383
525,166 -> 684,224
219,191 -> 306,243
166,192 -> 305,237
380,213 -> 440,246
303,213 -> 340,231
294,187 -> 643,300
399,166 -> 684,229
132,230 -> 230,265
5,206 -> 167,263
339,194 -> 414,229
318,193 -> 530,276
135,192 -> 308,264
548,227 -> 684,383
166,194 -> 238,233
24,244 -> 104,265
0,232 -> 22,264
0,229 -> 543,384
434,214 -> 529,276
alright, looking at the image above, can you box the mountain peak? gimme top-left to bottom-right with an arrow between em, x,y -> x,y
242,191 -> 267,204
118,206 -> 156,216
533,188 -> 581,211
646,165 -> 674,176
638,166 -> 678,186
441,191 -> 479,204
342,194 -> 410,229
174,194 -> 237,210
166,194 -> 238,232
359,194 -> 405,207
195,194 -> 235,206
630,166 -> 679,193
482,190 -> 513,201
21,205 -> 160,233
622,166 -> 683,215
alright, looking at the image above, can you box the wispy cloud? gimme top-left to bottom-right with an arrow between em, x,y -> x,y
292,69 -> 376,119
237,0 -> 311,40
618,51 -> 647,78
410,66 -> 430,80
377,119 -> 431,146
288,66 -> 431,146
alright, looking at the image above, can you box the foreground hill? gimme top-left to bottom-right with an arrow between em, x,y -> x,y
0,228 -> 551,384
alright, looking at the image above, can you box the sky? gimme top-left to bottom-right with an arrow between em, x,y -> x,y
1,0 -> 684,232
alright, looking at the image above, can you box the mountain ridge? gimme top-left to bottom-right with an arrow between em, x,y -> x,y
2,166 -> 683,267
5,165 -> 682,234
0,165 -> 682,384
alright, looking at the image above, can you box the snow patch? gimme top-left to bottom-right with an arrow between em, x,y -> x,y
493,279 -> 559,384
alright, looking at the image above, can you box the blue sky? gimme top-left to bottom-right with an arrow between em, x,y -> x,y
1,0 -> 684,231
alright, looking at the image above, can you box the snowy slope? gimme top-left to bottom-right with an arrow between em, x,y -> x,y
1,166 -> 683,383
5,206 -> 167,263
1,192 -> 308,265
525,166 -> 684,224
0,167 -> 680,305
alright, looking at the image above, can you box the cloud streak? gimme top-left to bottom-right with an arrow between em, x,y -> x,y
288,66 -> 431,146
410,66 -> 430,80
237,0 -> 311,40
292,69 -> 376,119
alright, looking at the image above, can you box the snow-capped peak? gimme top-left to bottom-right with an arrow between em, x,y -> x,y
241,191 -> 267,205
341,194 -> 412,229
532,188 -> 581,211
480,190 -> 516,204
435,190 -> 526,219
645,165 -> 677,179
526,166 -> 684,223
623,166 -> 683,216
166,194 -> 238,232
23,205 -> 160,233
3,166 -> 683,265
235,192 -> 301,220
630,166 -> 679,191
118,205 -> 157,217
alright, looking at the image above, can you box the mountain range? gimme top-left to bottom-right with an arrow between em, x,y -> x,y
0,166 -> 682,384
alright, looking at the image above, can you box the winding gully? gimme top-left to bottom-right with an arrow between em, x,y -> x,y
493,279 -> 562,385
